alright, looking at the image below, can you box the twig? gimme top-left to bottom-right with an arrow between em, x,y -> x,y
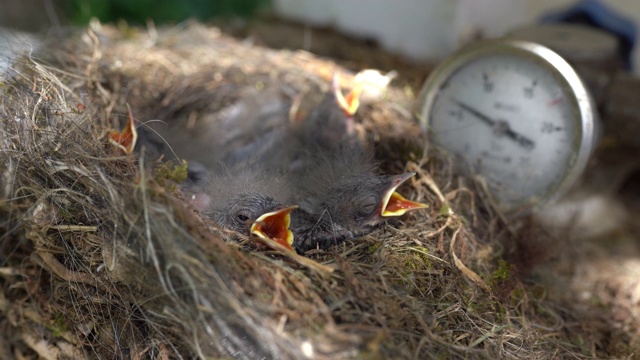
32,251 -> 96,285
450,225 -> 491,293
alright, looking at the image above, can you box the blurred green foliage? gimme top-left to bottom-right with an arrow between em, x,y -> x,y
68,0 -> 270,24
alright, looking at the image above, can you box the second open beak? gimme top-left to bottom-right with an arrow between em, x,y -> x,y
380,172 -> 429,217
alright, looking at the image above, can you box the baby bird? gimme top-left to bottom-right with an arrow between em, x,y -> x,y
288,147 -> 427,253
162,84 -> 291,170
185,166 -> 298,251
291,73 -> 361,152
133,92 -> 298,251
271,75 -> 428,252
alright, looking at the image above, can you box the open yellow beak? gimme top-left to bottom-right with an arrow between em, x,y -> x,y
333,72 -> 363,117
108,104 -> 138,154
380,172 -> 429,217
250,205 -> 298,252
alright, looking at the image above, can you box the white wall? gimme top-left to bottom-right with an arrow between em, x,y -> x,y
274,0 -> 458,59
273,0 -> 640,72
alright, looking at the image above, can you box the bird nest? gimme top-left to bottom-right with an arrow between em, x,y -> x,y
0,21 -> 596,359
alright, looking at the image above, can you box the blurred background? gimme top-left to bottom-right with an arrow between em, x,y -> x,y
1,0 -> 638,72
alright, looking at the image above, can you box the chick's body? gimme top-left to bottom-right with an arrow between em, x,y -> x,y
146,84 -> 291,171
275,80 -> 425,253
287,146 -> 413,252
138,75 -> 425,253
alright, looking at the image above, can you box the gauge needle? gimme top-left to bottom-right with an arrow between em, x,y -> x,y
454,100 -> 536,150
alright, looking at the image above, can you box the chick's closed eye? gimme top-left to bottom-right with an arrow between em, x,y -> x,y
354,194 -> 378,216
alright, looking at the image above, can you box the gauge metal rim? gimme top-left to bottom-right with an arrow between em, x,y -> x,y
417,39 -> 599,213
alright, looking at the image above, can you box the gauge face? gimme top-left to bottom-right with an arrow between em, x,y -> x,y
420,40 -> 598,212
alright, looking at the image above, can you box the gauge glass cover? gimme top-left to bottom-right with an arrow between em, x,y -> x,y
420,40 -> 597,212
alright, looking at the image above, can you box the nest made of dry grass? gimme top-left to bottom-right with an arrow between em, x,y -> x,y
0,21 -> 607,359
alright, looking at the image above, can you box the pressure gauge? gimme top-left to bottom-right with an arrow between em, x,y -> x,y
418,39 -> 600,213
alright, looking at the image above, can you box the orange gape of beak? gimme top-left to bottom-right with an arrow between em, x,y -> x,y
250,206 -> 298,252
382,191 -> 429,217
333,73 -> 363,117
108,104 -> 138,154
379,172 -> 429,217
